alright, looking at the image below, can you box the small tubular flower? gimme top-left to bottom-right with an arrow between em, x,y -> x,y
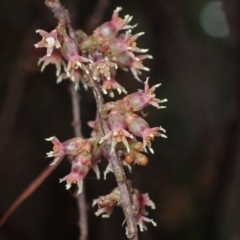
46,136 -> 92,158
101,77 -> 127,97
122,78 -> 167,111
60,35 -> 90,75
38,51 -> 65,77
60,153 -> 92,194
99,110 -> 133,152
88,117 -> 103,136
92,188 -> 121,217
109,30 -> 147,56
125,113 -> 167,152
91,58 -> 117,81
93,7 -> 134,40
57,68 -> 83,90
117,53 -> 152,81
94,187 -> 156,232
131,189 -> 156,232
34,29 -> 61,56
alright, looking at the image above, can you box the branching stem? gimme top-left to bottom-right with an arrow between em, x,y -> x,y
45,1 -> 139,239
89,78 -> 138,240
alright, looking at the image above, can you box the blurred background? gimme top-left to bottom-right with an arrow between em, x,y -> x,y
0,0 -> 240,239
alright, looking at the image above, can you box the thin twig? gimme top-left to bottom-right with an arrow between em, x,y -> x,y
44,1 -> 89,239
90,78 -> 138,240
69,84 -> 88,240
70,84 -> 83,138
0,156 -> 63,227
85,0 -> 109,33
44,0 -> 78,42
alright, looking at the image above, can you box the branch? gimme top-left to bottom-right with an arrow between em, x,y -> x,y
0,156 -> 63,227
69,84 -> 88,240
70,84 -> 83,138
44,0 -> 77,42
90,78 -> 138,240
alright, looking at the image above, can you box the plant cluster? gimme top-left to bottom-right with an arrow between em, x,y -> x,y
34,6 -> 167,237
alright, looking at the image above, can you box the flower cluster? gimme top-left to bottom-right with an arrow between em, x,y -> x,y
37,6 -> 167,235
45,79 -> 167,192
34,7 -> 152,93
98,79 -> 167,154
93,187 -> 156,232
45,136 -> 102,193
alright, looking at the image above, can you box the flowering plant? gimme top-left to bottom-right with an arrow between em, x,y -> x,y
0,2 -> 167,240
36,3 -> 167,239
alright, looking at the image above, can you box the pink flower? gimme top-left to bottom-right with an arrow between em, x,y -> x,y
118,53 -> 153,81
93,7 -> 134,40
125,113 -> 167,153
93,187 -> 157,231
34,29 -> 61,56
45,136 -> 92,159
57,68 -> 84,90
60,35 -> 90,75
91,58 -> 117,81
122,78 -> 167,111
38,51 -> 65,77
60,154 -> 92,194
101,77 -> 127,97
88,117 -> 102,136
92,188 -> 120,217
110,31 -> 147,56
99,110 -> 133,153
131,189 -> 157,232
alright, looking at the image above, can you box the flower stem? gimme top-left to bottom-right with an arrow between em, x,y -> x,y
90,78 -> 138,240
69,84 -> 88,240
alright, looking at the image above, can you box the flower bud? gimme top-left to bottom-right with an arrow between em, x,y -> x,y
122,79 -> 167,111
46,136 -> 92,158
135,152 -> 148,166
93,7 -> 133,41
124,151 -> 135,165
60,154 -> 91,194
34,29 -> 61,56
125,113 -> 167,151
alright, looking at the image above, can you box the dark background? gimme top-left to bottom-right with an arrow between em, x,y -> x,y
0,0 -> 240,239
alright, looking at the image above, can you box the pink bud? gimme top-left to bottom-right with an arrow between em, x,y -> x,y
125,113 -> 166,152
60,154 -> 91,194
122,79 -> 167,111
99,110 -> 133,152
60,35 -> 89,74
92,188 -> 120,217
131,189 -> 157,232
109,31 -> 146,56
46,136 -> 92,158
38,50 -> 65,77
118,53 -> 151,81
93,7 -> 133,40
34,29 -> 61,56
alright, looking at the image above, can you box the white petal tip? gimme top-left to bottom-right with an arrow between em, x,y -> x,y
45,136 -> 55,141
149,148 -> 154,154
161,134 -> 168,139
